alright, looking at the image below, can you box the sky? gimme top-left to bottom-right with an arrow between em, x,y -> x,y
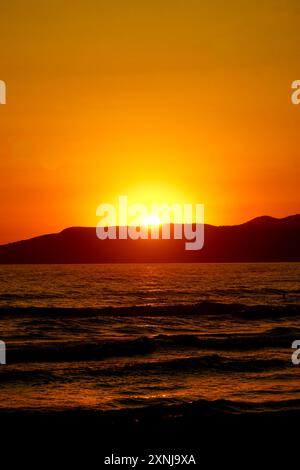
0,0 -> 299,243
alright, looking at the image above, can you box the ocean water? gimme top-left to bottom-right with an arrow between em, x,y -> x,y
0,263 -> 300,415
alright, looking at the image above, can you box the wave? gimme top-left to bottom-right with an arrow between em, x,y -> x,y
0,293 -> 66,300
1,301 -> 300,318
88,354 -> 287,375
155,326 -> 300,350
1,353 -> 287,378
5,326 -> 298,364
6,337 -> 156,363
1,397 -> 300,418
0,369 -> 58,384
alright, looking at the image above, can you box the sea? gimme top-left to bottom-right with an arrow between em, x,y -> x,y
0,263 -> 300,416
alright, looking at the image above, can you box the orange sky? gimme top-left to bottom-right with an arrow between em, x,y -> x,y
0,0 -> 299,243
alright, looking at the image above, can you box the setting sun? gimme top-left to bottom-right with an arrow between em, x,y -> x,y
0,0 -> 299,456
142,215 -> 161,226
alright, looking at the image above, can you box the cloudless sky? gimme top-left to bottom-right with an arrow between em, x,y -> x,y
0,0 -> 299,243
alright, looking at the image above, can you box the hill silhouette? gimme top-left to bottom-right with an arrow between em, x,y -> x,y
0,215 -> 299,263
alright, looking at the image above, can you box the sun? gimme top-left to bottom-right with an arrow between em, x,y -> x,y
142,215 -> 161,226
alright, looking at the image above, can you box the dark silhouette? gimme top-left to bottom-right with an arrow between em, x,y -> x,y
0,215 -> 299,263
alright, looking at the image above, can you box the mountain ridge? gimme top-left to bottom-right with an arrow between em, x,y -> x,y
0,214 -> 299,263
